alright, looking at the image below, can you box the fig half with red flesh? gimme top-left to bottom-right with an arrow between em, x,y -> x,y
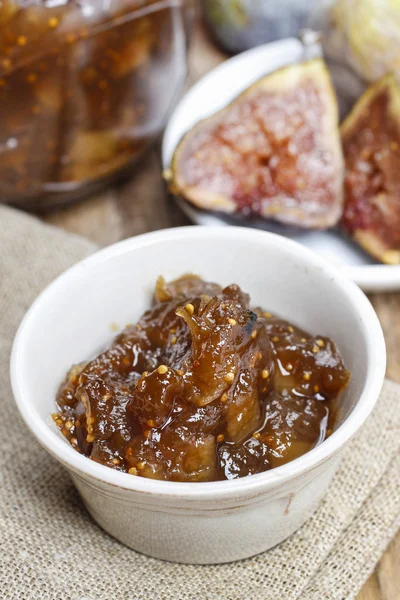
341,74 -> 400,264
168,59 -> 344,229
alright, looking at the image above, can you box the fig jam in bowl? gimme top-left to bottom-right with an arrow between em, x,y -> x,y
10,227 -> 385,564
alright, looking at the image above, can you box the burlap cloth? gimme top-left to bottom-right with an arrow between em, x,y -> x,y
1,204 -> 399,600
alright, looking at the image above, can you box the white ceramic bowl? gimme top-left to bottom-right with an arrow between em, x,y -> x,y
11,226 -> 386,564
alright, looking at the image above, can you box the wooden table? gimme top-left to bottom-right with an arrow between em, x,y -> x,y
39,19 -> 399,600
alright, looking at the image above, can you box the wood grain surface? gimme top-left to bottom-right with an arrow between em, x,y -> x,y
38,16 -> 399,600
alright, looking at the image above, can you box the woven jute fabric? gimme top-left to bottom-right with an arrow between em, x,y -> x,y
1,204 -> 399,600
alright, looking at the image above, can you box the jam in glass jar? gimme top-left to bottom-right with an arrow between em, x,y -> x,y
0,0 -> 189,208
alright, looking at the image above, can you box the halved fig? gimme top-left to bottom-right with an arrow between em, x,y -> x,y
341,74 -> 400,264
167,59 -> 344,228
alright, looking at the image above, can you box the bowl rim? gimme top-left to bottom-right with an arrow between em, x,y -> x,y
10,226 -> 386,501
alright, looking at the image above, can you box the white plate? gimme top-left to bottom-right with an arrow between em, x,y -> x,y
162,38 -> 400,293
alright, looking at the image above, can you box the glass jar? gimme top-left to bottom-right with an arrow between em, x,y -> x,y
0,0 -> 189,209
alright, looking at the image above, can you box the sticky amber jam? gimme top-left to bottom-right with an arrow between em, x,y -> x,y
0,0 -> 188,208
54,275 -> 350,481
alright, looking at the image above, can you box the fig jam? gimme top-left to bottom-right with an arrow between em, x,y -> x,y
0,0 -> 188,207
54,275 -> 350,481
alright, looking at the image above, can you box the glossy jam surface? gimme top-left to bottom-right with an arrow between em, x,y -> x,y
54,276 -> 350,481
0,0 -> 187,206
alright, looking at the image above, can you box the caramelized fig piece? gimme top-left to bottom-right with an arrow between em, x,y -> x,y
56,362 -> 86,411
224,323 -> 272,442
341,74 -> 400,263
225,369 -> 262,443
83,325 -> 157,379
138,297 -> 188,356
176,295 -> 273,407
219,436 -> 272,480
177,434 -> 217,481
56,325 -> 156,462
221,283 -> 250,309
258,391 -> 329,469
126,367 -> 183,429
155,274 -> 221,303
125,428 -> 218,482
168,59 -> 344,228
74,374 -> 134,468
265,317 -> 350,400
219,388 -> 329,479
